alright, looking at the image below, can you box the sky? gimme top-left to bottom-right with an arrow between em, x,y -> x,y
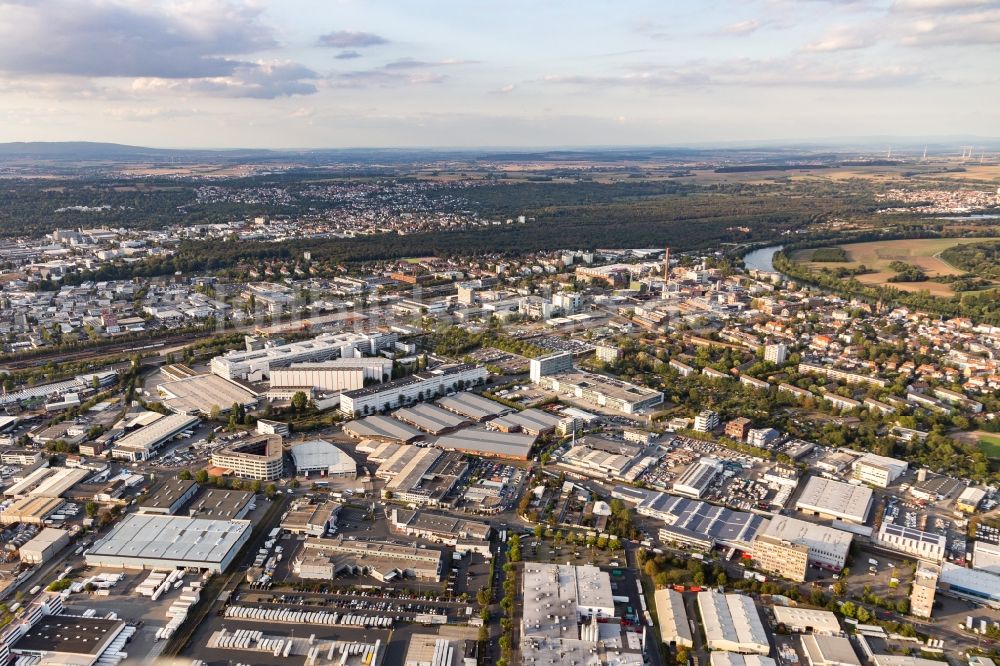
0,0 -> 997,148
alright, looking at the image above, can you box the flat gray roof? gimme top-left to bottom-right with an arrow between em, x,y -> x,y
343,415 -> 423,442
14,616 -> 124,656
436,392 -> 509,420
140,477 -> 198,512
114,413 -> 199,453
393,403 -> 469,434
187,488 -> 255,520
489,408 -> 561,433
795,476 -> 873,523
434,428 -> 535,459
290,439 -> 356,475
158,373 -> 258,415
87,513 -> 249,564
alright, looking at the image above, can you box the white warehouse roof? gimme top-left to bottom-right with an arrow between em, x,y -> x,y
290,440 -> 357,476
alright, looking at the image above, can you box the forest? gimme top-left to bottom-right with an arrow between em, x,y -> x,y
940,241 -> 1000,280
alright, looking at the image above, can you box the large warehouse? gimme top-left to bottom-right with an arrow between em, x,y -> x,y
290,440 -> 357,478
698,591 -> 770,655
85,514 -> 251,573
795,476 -> 873,524
110,413 -> 199,461
270,358 -> 393,392
488,408 -> 561,436
338,364 -> 488,417
156,373 -> 259,416
637,492 -> 767,551
655,588 -> 693,648
434,428 -> 536,460
210,331 -> 396,381
343,415 -> 423,443
393,403 -> 469,435
436,392 -> 510,421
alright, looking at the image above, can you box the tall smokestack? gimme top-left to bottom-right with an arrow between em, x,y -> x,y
662,247 -> 670,299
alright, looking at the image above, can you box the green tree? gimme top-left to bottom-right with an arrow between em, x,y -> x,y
291,391 -> 309,413
84,501 -> 99,518
194,469 -> 209,484
178,469 -> 192,481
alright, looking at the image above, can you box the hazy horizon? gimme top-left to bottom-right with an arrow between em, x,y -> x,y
0,0 -> 998,149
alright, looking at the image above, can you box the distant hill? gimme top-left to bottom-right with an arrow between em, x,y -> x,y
0,141 -> 279,163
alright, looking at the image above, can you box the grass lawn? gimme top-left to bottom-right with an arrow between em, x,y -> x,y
978,433 -> 1000,459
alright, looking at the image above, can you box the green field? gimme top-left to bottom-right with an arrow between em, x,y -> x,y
978,433 -> 1000,459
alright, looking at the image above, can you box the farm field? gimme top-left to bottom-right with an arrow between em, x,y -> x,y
791,237 -> 1000,295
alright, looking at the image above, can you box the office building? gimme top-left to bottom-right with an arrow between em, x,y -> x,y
211,434 -> 284,480
694,410 -> 720,432
697,591 -> 770,655
795,476 -> 873,524
752,516 -> 852,582
725,418 -> 752,441
939,562 -> 1000,607
595,344 -> 622,364
910,563 -> 940,619
529,351 -> 574,383
851,453 -> 907,488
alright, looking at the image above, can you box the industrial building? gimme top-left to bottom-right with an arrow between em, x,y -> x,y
939,562 -> 1000,607
673,457 -> 723,498
393,403 -> 469,435
637,492 -> 767,551
435,392 -> 509,421
561,444 -> 638,480
210,434 -> 284,480
269,357 -> 393,392
752,516 -> 852,582
281,500 -> 341,536
528,351 -> 574,383
338,364 -> 487,417
654,588 -> 693,648
404,634 -> 476,666
771,606 -> 841,635
110,413 -> 199,461
697,591 -> 770,655
520,563 -> 617,638
294,536 -> 445,581
378,447 -> 468,506
973,540 -> 1000,573
210,331 -> 397,381
343,415 -> 424,442
434,428 -> 535,460
85,514 -> 251,573
388,508 -> 491,545
9,614 -> 128,666
156,373 -> 259,416
0,496 -> 63,525
958,486 -> 987,513
850,453 -> 907,488
711,655 -> 777,666
875,522 -> 946,562
138,478 -> 200,515
534,370 -> 663,414
290,440 -> 357,478
800,634 -> 862,666
488,408 -> 561,436
18,527 -> 70,564
3,466 -> 89,499
186,488 -> 255,520
795,476 -> 873,524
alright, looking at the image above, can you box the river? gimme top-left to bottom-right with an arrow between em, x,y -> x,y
742,245 -> 783,273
